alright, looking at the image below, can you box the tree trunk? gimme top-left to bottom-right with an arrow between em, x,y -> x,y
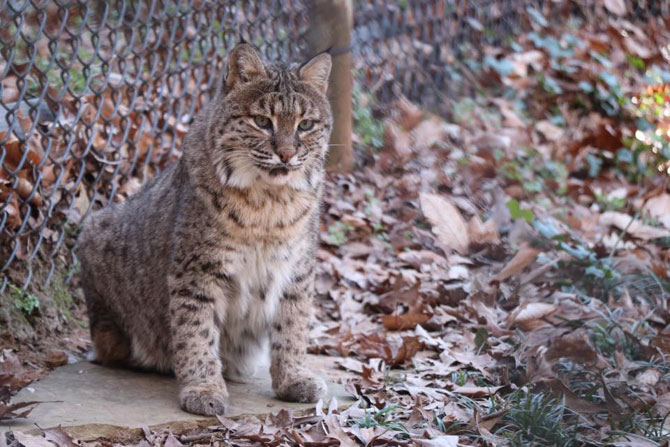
306,0 -> 354,172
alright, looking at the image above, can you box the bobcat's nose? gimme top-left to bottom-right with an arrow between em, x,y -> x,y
277,147 -> 296,164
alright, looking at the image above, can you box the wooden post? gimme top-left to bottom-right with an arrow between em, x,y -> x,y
306,0 -> 353,172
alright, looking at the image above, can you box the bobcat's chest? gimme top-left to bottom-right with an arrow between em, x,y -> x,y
216,243 -> 296,333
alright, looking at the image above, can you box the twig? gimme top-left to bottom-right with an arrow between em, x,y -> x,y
608,210 -> 640,262
179,431 -> 220,443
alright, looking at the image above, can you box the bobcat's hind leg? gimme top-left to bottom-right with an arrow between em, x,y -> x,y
85,288 -> 131,367
91,319 -> 131,367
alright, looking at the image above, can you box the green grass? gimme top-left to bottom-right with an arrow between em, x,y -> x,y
497,392 -> 579,447
327,222 -> 354,247
352,405 -> 410,438
49,273 -> 76,322
10,284 -> 40,316
353,86 -> 384,150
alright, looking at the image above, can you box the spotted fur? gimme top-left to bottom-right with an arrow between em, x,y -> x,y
76,44 -> 332,416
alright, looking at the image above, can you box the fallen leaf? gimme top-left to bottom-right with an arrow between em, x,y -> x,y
0,401 -> 40,421
420,193 -> 469,254
336,357 -> 364,374
610,436 -> 659,447
508,50 -> 544,78
12,433 -> 53,447
383,122 -> 412,161
636,368 -> 661,387
542,379 -> 604,415
451,384 -> 504,397
44,351 -> 68,368
600,211 -> 670,240
42,428 -> 79,447
643,193 -> 670,230
490,243 -> 541,283
545,331 -> 598,363
163,433 -> 184,447
536,120 -> 564,142
509,302 -> 556,330
394,96 -> 424,131
325,414 -> 358,447
381,308 -> 431,331
415,436 -> 459,447
467,215 -> 500,247
411,117 -> 450,151
603,0 -> 627,16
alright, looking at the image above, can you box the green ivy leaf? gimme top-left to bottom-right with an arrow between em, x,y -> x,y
507,199 -> 534,223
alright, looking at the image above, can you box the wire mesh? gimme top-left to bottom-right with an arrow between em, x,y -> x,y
352,0 -> 543,106
0,0 -> 308,294
0,0 -> 664,295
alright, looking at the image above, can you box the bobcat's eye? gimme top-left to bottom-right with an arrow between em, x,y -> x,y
253,115 -> 272,129
298,120 -> 314,131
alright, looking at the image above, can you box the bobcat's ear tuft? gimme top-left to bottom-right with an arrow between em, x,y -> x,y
299,52 -> 332,94
225,43 -> 267,90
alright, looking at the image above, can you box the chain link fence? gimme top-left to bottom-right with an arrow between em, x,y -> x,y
0,0 -> 665,295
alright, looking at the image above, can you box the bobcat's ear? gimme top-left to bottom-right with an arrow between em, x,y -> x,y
224,43 -> 267,90
299,52 -> 332,93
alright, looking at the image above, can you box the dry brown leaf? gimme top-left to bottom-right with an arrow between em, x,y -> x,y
542,379 -> 603,415
15,177 -> 43,207
13,433 -> 54,447
101,97 -> 116,121
0,131 -> 21,169
381,309 -> 430,331
636,368 -> 661,387
473,409 -> 507,437
44,350 -> 68,368
545,332 -> 598,363
467,215 -> 500,247
395,96 -> 424,131
1,131 -> 45,170
3,196 -> 21,230
163,432 -> 184,447
1,86 -> 19,103
643,193 -> 670,230
324,413 -> 358,447
536,120 -> 564,142
623,36 -> 653,59
336,357 -> 364,374
600,211 -> 670,240
420,193 -> 469,254
119,178 -> 142,197
392,336 -> 424,366
415,436 -> 459,447
42,427 -> 80,447
509,302 -> 556,330
383,122 -> 412,161
653,392 -> 670,417
16,110 -> 32,135
610,437 -> 658,447
603,0 -> 627,16
411,117 -> 449,151
451,384 -> 503,397
493,99 -> 526,128
490,243 -> 541,283
508,50 -> 544,78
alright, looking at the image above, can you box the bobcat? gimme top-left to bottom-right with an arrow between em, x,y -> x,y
76,43 -> 332,415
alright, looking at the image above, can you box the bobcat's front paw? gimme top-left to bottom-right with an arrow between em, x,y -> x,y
274,373 -> 327,403
180,385 -> 229,415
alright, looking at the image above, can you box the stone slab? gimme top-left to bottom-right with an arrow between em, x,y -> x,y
3,355 -> 351,435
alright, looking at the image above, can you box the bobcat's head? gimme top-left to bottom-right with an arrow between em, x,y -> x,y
207,43 -> 332,190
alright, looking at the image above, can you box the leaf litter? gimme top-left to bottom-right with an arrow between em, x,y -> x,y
3,3 -> 670,447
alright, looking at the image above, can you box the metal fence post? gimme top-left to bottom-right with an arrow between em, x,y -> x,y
306,0 -> 354,173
